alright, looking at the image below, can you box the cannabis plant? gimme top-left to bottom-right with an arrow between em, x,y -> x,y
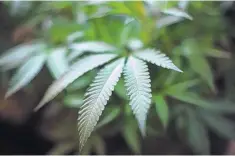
1,1 -> 235,154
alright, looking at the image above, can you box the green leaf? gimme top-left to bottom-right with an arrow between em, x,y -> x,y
49,20 -> 81,43
200,110 -> 235,139
68,41 -> 116,62
6,53 -> 46,98
162,8 -> 193,20
47,141 -> 76,155
169,92 -> 235,114
134,48 -> 182,72
64,94 -> 83,108
186,109 -> 210,154
123,1 -> 146,19
189,54 -> 215,91
122,117 -> 141,154
35,54 -> 117,111
92,134 -> 106,155
49,1 -> 72,10
182,40 -> 215,91
120,21 -> 141,47
107,2 -> 132,16
154,95 -> 169,129
47,47 -> 69,79
168,92 -> 211,108
164,79 -> 200,95
78,58 -> 124,150
67,72 -> 95,91
205,48 -> 231,59
124,56 -> 152,136
0,41 -> 45,70
114,78 -> 128,100
96,106 -> 121,130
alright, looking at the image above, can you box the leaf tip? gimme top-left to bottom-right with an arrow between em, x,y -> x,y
34,100 -> 46,112
173,66 -> 183,73
4,91 -> 11,99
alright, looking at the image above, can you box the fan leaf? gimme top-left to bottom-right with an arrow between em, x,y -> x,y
35,54 -> 117,111
162,8 -> 193,20
157,16 -> 183,29
200,110 -> 235,139
68,41 -> 117,62
154,95 -> 169,129
124,56 -> 152,136
78,58 -> 124,150
134,49 -> 182,72
6,53 -> 46,98
0,40 -> 46,70
47,47 -> 69,79
186,109 -> 210,154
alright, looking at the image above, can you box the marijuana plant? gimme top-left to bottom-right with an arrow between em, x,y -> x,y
2,1 -> 235,154
35,40 -> 182,149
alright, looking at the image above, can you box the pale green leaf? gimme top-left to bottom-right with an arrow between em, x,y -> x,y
67,72 -> 96,91
154,95 -> 169,128
35,54 -> 117,111
47,47 -> 69,79
122,117 -> 141,154
68,41 -> 117,62
8,1 -> 32,16
134,49 -> 182,72
157,16 -> 183,28
200,110 -> 235,139
124,56 -> 152,136
78,58 -> 124,150
6,53 -> 46,98
64,94 -> 83,108
67,31 -> 84,44
1,60 -> 28,71
186,109 -> 210,154
127,39 -> 143,51
178,0 -> 189,10
0,41 -> 45,69
162,8 -> 193,20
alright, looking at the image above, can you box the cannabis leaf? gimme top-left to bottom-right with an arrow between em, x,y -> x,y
162,8 -> 193,20
154,95 -> 169,129
124,56 -> 152,136
186,109 -> 210,154
35,54 -> 117,110
134,49 -> 183,72
0,40 -> 46,70
78,58 -> 124,150
6,53 -> 46,98
68,41 -> 117,62
200,110 -> 235,139
47,47 -> 69,79
157,16 -> 183,29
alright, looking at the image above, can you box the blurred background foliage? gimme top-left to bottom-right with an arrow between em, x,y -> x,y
1,0 -> 235,155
